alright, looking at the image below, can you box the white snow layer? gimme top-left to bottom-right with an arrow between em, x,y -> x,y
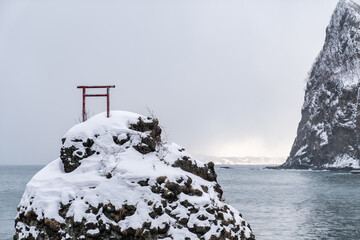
16,111 -> 252,239
294,145 -> 308,157
324,154 -> 360,168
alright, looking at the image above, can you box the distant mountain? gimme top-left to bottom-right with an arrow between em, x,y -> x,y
196,155 -> 285,165
280,0 -> 360,169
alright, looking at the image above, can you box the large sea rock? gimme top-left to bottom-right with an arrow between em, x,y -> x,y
280,0 -> 360,170
14,111 -> 255,240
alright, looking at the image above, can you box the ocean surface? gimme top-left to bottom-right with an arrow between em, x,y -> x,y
1,165 -> 360,240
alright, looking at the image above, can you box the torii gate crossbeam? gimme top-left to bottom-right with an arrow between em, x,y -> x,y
77,85 -> 115,122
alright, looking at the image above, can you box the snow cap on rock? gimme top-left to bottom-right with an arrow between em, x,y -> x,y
14,111 -> 255,240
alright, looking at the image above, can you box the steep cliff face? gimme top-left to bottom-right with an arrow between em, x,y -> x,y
14,111 -> 255,240
281,0 -> 360,169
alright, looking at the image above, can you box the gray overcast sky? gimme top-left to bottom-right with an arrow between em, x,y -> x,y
0,0 -> 339,165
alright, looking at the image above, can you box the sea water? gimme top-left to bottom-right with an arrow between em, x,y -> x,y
1,165 -> 360,240
0,166 -> 43,240
217,165 -> 360,240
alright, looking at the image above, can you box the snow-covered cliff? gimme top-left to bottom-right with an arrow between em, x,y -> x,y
14,111 -> 255,240
281,0 -> 360,169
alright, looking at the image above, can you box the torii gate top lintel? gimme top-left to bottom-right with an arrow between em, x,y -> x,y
77,85 -> 115,89
77,85 -> 115,122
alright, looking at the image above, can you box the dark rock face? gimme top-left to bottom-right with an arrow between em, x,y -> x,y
15,199 -> 254,240
130,117 -> 162,154
280,0 -> 360,169
172,156 -> 217,182
60,138 -> 95,173
15,176 -> 254,240
129,117 -> 162,141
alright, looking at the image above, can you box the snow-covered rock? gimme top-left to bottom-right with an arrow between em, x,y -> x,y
279,0 -> 360,170
14,111 -> 255,240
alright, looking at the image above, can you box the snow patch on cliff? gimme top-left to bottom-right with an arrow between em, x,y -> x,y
324,154 -> 360,168
295,145 -> 308,157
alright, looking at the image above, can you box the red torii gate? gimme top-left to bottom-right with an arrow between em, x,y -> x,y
77,85 -> 115,122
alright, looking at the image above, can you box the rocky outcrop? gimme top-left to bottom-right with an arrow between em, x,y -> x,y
60,138 -> 96,173
14,111 -> 255,240
279,0 -> 360,169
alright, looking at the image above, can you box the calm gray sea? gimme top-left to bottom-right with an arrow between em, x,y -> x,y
1,165 -> 360,240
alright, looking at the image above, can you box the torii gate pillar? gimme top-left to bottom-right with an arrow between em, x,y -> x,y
77,85 -> 115,122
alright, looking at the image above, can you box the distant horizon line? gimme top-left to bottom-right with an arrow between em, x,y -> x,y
0,156 -> 287,166
0,163 -> 281,166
